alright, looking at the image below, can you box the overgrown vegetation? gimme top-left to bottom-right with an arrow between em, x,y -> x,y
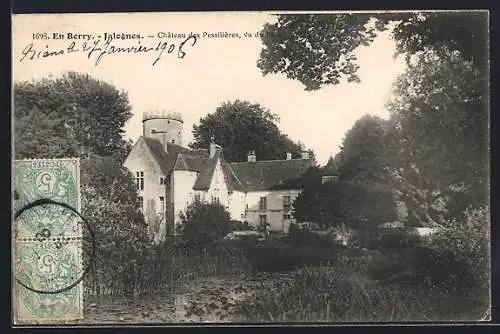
175,201 -> 232,253
293,180 -> 397,230
233,207 -> 490,322
14,11 -> 490,321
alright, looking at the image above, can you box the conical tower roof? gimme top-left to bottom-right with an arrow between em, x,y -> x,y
324,156 -> 340,175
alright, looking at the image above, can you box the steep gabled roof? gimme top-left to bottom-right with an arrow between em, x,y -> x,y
136,136 -> 315,193
174,153 -> 209,172
141,136 -> 208,175
222,163 -> 245,192
229,159 -> 315,192
192,150 -> 221,190
173,153 -> 189,171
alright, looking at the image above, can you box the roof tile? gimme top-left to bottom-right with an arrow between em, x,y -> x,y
192,150 -> 221,190
229,159 -> 314,191
139,136 -> 313,192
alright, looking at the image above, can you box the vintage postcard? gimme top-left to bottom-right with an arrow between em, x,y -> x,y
12,11 -> 490,324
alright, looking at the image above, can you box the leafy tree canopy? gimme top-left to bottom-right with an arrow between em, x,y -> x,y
190,100 -> 316,163
14,71 -> 133,161
383,47 -> 489,224
292,181 -> 397,229
258,12 -> 488,90
83,154 -> 151,294
262,12 -> 489,227
338,114 -> 389,184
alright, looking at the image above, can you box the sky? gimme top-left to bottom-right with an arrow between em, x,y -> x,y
12,12 -> 407,165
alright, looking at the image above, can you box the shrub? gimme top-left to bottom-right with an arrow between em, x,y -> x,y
233,264 -> 487,322
80,155 -> 153,296
353,227 -> 421,250
230,220 -> 254,231
235,237 -> 343,272
286,221 -> 323,246
175,201 -> 232,253
292,181 -> 397,230
424,206 -> 490,296
364,206 -> 490,304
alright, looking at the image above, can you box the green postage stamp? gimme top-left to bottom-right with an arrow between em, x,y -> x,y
13,159 -> 84,323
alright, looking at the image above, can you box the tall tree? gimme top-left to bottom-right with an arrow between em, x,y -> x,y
383,47 -> 489,225
13,72 -> 151,293
190,100 -> 316,163
293,181 -> 397,229
258,12 -> 488,90
338,114 -> 389,184
14,71 -> 132,159
259,12 -> 489,226
81,154 -> 152,294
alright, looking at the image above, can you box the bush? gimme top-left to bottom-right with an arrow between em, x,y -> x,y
287,222 -> 324,246
292,181 -> 397,230
235,236 -> 344,271
353,227 -> 421,250
80,155 -> 153,296
424,206 -> 490,296
176,201 -> 232,253
233,264 -> 485,322
364,207 -> 490,303
230,220 -> 254,231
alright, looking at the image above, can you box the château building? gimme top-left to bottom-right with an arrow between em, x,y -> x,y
124,110 -> 317,244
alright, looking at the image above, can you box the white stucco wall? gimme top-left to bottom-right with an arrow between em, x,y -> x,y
228,191 -> 246,221
245,189 -> 302,232
172,170 -> 198,226
205,159 -> 230,209
123,139 -> 165,210
123,138 -> 167,242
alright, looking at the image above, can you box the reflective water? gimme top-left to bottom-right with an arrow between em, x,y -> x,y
81,272 -> 293,323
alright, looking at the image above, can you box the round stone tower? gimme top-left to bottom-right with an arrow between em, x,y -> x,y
142,110 -> 184,147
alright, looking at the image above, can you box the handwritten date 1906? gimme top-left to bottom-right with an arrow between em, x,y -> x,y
19,35 -> 197,66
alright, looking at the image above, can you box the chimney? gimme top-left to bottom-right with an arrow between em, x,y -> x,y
161,133 -> 168,153
247,150 -> 256,162
286,152 -> 292,160
301,151 -> 310,160
209,135 -> 217,158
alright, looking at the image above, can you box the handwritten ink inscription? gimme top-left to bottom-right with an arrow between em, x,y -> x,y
19,35 -> 198,66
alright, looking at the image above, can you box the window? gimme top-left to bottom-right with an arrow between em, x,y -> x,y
194,193 -> 201,203
160,177 -> 165,185
283,195 -> 291,213
135,171 -> 144,190
172,139 -> 175,144
159,196 -> 165,213
283,213 -> 292,220
259,215 -> 267,225
211,196 -> 220,204
138,196 -> 143,211
259,196 -> 267,211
